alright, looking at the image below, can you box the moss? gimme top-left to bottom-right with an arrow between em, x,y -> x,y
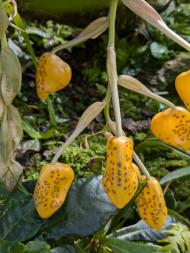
134,132 -> 147,144
171,180 -> 190,202
57,133 -> 107,180
24,132 -> 108,181
24,153 -> 47,181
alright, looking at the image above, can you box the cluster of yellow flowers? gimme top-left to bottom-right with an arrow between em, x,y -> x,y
34,48 -> 190,232
102,136 -> 167,230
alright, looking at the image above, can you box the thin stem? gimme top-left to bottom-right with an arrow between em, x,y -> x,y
107,0 -> 123,137
108,180 -> 148,235
108,0 -> 118,47
111,85 -> 122,137
132,151 -> 151,179
104,85 -> 112,122
148,93 -> 176,110
51,1 -> 119,164
7,167 -> 29,195
112,208 -> 133,233
51,22 -> 109,55
51,86 -> 111,165
75,239 -> 86,253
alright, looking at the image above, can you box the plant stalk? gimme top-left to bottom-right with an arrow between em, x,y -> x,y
132,151 -> 151,179
107,0 -> 123,137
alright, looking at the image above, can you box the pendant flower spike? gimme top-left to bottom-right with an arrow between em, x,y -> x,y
102,136 -> 138,209
151,106 -> 190,151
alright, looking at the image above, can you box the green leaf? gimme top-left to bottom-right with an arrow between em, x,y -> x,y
46,96 -> 57,127
40,127 -> 56,139
22,118 -> 56,139
158,223 -> 190,253
0,240 -> 51,253
51,241 -> 93,253
107,213 -> 186,242
22,241 -> 51,253
0,241 -> 25,253
164,189 -> 176,210
38,176 -> 119,242
135,141 -> 190,160
0,194 -> 46,242
159,166 -> 190,185
150,42 -> 169,60
0,181 -> 27,212
4,2 -> 38,68
167,209 -> 187,223
103,238 -> 160,253
22,118 -> 42,139
175,197 -> 190,213
51,245 -> 79,253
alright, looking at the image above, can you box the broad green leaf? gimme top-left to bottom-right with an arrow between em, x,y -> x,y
108,213 -> 186,242
135,141 -> 190,159
103,238 -> 160,253
175,197 -> 190,213
159,166 -> 190,185
0,181 -> 27,212
22,118 -> 41,139
22,241 -> 51,253
51,241 -> 93,253
0,241 -> 25,253
164,189 -> 176,210
4,2 -> 37,68
0,240 -> 51,253
38,176 -> 119,241
0,194 -> 46,242
51,245 -> 79,253
150,42 -> 169,60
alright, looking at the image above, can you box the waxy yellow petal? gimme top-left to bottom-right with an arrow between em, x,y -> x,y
137,176 -> 167,230
151,106 -> 190,151
102,136 -> 138,209
34,162 -> 74,218
132,163 -> 140,177
36,53 -> 71,100
175,70 -> 190,111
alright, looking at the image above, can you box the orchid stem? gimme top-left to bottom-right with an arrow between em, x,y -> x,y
107,0 -> 123,138
132,151 -> 151,179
